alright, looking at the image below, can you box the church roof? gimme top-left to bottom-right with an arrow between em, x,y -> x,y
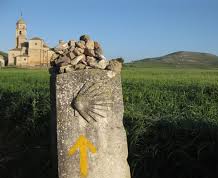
30,37 -> 43,41
16,17 -> 25,24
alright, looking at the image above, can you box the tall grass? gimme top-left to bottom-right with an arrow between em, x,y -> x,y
0,67 -> 218,178
0,69 -> 51,178
122,67 -> 218,178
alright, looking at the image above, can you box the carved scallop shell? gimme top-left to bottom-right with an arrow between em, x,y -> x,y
71,82 -> 112,122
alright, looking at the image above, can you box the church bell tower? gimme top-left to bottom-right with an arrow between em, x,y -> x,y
16,17 -> 27,48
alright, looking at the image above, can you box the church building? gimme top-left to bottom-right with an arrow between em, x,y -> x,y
8,17 -> 54,67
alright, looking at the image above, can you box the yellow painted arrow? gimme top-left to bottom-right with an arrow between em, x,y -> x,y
68,135 -> 97,177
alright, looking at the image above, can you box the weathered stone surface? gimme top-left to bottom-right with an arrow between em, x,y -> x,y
87,56 -> 96,66
95,48 -> 103,56
80,34 -> 90,42
97,54 -> 106,61
78,48 -> 85,54
50,35 -> 124,73
51,53 -> 59,62
71,54 -> 85,65
86,40 -> 95,50
67,52 -> 76,60
94,41 -> 101,49
88,58 -> 108,69
58,42 -> 69,50
55,56 -> 71,66
63,48 -> 69,54
75,63 -> 86,70
59,62 -> 70,67
53,69 -> 131,178
88,60 -> 98,68
84,48 -> 95,57
73,47 -> 84,56
65,65 -> 75,73
59,65 -> 73,73
73,48 -> 80,56
59,66 -> 65,73
81,57 -> 88,65
68,40 -> 76,47
97,59 -> 108,69
69,46 -> 75,52
85,66 -> 92,69
106,60 -> 122,73
55,50 -> 64,55
75,41 -> 86,49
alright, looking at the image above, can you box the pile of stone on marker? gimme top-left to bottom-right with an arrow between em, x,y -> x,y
50,35 -> 122,74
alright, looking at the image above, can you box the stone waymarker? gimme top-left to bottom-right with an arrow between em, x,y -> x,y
51,69 -> 131,178
50,35 -> 130,178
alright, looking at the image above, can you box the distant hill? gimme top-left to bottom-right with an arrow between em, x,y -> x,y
127,51 -> 218,68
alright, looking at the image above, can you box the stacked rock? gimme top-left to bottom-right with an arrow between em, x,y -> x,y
50,35 -> 122,74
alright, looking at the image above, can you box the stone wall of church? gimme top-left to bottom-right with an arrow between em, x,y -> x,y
27,39 -> 50,66
28,48 -> 54,66
8,50 -> 22,65
16,56 -> 28,66
28,48 -> 43,66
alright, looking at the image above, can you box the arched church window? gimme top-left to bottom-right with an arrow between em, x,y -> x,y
19,31 -> 22,35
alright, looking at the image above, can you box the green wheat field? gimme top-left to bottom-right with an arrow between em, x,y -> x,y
0,67 -> 218,178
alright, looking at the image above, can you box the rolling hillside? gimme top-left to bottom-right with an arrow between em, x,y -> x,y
127,51 -> 218,68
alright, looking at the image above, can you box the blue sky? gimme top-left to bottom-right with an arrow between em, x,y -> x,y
0,0 -> 218,61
